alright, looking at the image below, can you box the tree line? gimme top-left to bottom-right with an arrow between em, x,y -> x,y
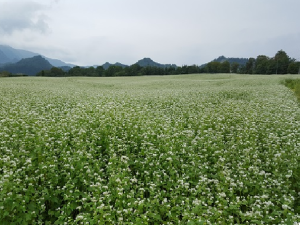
240,50 -> 300,74
36,64 -> 208,77
36,50 -> 299,77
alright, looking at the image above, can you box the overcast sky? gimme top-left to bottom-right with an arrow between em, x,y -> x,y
1,0 -> 300,66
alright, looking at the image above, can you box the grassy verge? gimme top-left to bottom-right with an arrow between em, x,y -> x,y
284,78 -> 300,102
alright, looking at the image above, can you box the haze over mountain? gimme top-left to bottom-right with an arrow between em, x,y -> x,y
0,45 -> 74,67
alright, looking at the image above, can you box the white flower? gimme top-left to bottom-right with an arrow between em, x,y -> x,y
219,192 -> 226,198
76,215 -> 84,220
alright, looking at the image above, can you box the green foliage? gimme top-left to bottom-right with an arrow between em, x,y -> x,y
0,75 -> 300,224
124,64 -> 142,76
219,61 -> 230,73
287,62 -> 300,74
284,78 -> 300,101
95,66 -> 105,77
205,61 -> 220,73
242,50 -> 297,75
0,71 -> 11,77
266,58 -> 277,75
230,62 -> 239,73
245,58 -> 255,74
37,67 -> 66,77
68,66 -> 84,76
205,61 -> 230,73
254,55 -> 269,74
105,65 -> 123,77
274,50 -> 291,74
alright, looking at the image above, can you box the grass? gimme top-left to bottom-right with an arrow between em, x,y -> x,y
284,78 -> 300,102
0,74 -> 300,224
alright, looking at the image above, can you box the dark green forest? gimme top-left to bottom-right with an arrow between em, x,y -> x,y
1,50 -> 299,77
36,50 -> 299,77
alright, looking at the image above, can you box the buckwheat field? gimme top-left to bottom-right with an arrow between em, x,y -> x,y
0,74 -> 300,224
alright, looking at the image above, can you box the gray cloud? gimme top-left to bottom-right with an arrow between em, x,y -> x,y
1,0 -> 300,66
0,1 -> 49,35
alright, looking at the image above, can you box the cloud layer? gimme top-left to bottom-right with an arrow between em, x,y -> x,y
0,0 -> 300,66
0,1 -> 49,34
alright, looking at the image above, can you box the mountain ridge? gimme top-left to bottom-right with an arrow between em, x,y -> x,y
0,55 -> 53,76
0,45 -> 75,67
135,57 -> 177,68
200,55 -> 248,68
0,45 -> 253,76
101,62 -> 128,70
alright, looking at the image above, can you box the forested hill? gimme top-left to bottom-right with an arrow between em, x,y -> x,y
102,62 -> 128,70
101,58 -> 176,69
212,56 -> 248,65
136,58 -> 177,68
200,56 -> 248,68
0,55 -> 53,76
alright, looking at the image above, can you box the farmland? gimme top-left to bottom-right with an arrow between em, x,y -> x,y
0,74 -> 300,224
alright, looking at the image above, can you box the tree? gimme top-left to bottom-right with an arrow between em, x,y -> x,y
254,55 -> 269,74
274,50 -> 290,74
96,66 -> 105,77
230,62 -> 240,73
50,67 -> 65,77
245,58 -> 255,74
0,71 -> 11,77
164,66 -> 176,75
287,62 -> 300,74
180,65 -> 189,74
238,65 -> 246,74
187,65 -> 200,74
266,58 -> 277,74
68,66 -> 83,76
36,67 -> 65,77
205,61 -> 221,73
218,61 -> 230,73
174,66 -> 182,75
125,64 -> 142,76
104,65 -> 123,77
85,67 -> 97,77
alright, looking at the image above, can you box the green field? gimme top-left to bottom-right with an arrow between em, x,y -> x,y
0,74 -> 300,224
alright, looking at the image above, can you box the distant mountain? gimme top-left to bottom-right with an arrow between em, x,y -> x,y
200,56 -> 249,68
0,49 -> 12,64
0,45 -> 74,67
100,58 -> 177,70
102,62 -> 128,70
212,56 -> 248,65
0,55 -> 53,75
136,58 -> 177,68
45,57 -> 74,68
0,45 -> 36,65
